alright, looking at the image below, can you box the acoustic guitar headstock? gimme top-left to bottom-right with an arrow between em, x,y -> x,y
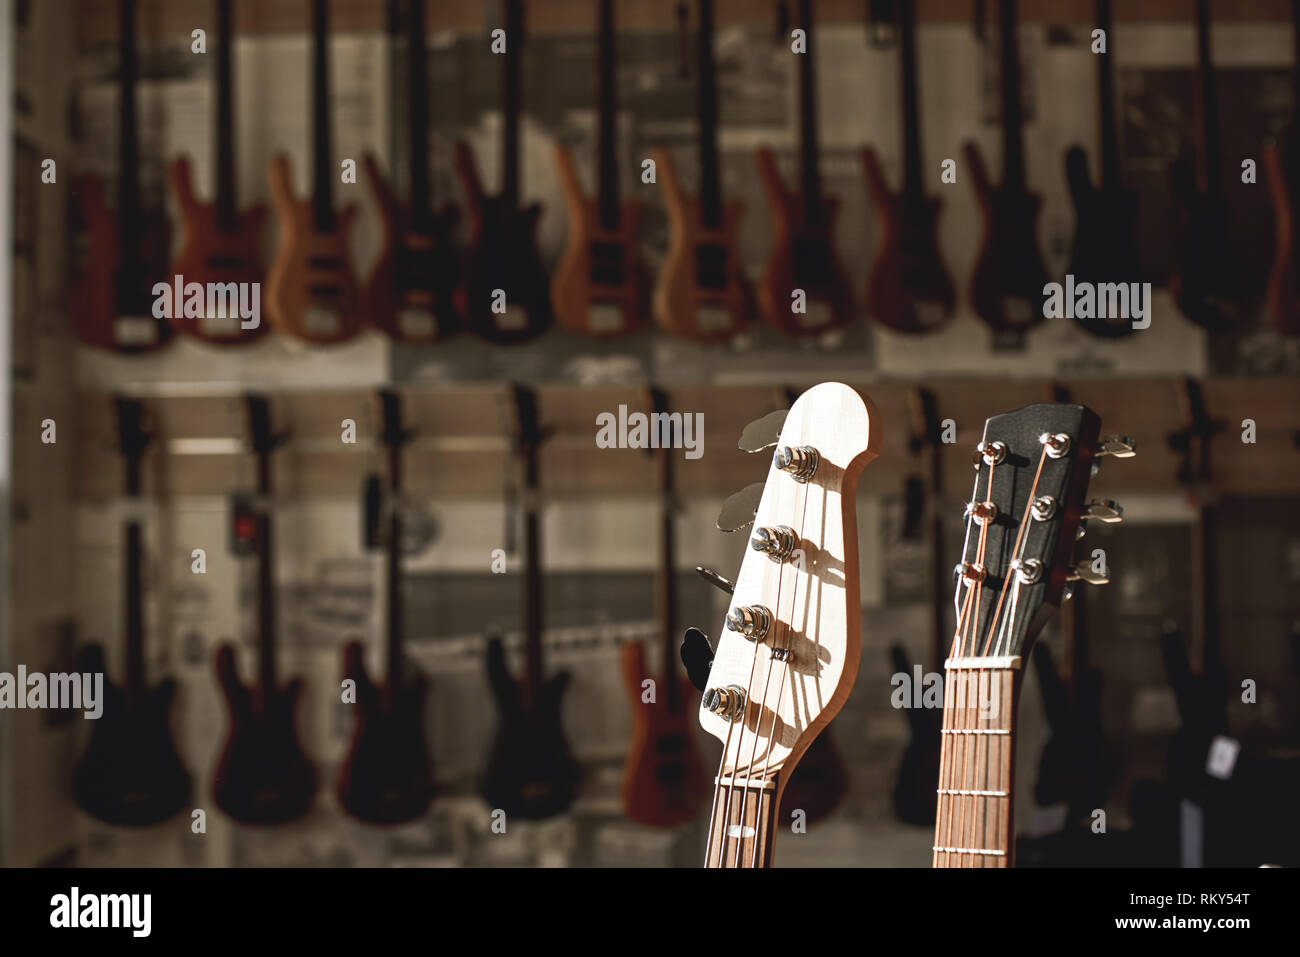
950,403 -> 1134,665
699,382 -> 880,782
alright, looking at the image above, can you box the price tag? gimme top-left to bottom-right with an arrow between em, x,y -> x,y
1205,734 -> 1240,780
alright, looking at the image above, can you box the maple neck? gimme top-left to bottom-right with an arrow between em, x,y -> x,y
407,0 -> 432,226
596,0 -> 619,229
704,776 -> 779,868
502,0 -> 524,212
898,0 -> 925,204
997,0 -> 1028,192
933,661 -> 1020,866
933,661 -> 1020,867
385,439 -> 405,693
1194,0 -> 1222,196
697,0 -> 723,229
311,0 -> 335,230
214,0 -> 237,230
117,0 -> 140,250
796,0 -> 822,223
1095,0 -> 1122,189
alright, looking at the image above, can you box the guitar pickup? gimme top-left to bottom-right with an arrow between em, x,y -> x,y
308,283 -> 342,297
205,255 -> 245,270
694,244 -> 727,289
589,241 -> 625,286
308,255 -> 342,270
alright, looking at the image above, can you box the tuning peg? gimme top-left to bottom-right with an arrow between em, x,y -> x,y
737,409 -> 789,453
1096,435 -> 1136,458
695,565 -> 735,595
680,627 -> 715,693
716,482 -> 764,532
1067,563 -> 1110,585
1082,499 -> 1124,524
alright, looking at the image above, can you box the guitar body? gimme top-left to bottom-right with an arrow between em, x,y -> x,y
362,154 -> 462,343
70,175 -> 173,353
1263,141 -> 1300,335
891,710 -> 942,827
481,637 -> 576,820
1064,147 -> 1143,338
968,144 -> 1049,337
453,142 -> 554,344
336,642 -> 434,825
754,148 -> 852,336
265,155 -> 363,344
1169,159 -> 1245,334
552,144 -> 647,337
70,644 -> 191,826
862,151 -> 955,334
618,642 -> 704,828
212,644 -> 317,825
166,156 -> 269,345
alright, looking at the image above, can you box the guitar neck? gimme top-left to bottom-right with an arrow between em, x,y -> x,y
997,0 -> 1028,192
117,0 -> 140,253
123,521 -> 146,702
704,776 -> 780,868
898,0 -> 926,203
407,0 -> 432,225
1195,0 -> 1223,195
596,0 -> 619,229
1095,0 -> 1122,190
311,0 -> 335,230
697,0 -> 723,228
932,661 -> 1021,867
657,473 -> 681,709
796,0 -> 822,222
502,0 -> 523,212
214,0 -> 237,229
385,441 -> 405,691
255,508 -> 278,702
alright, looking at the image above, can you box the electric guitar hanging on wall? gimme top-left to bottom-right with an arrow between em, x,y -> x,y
1262,0 -> 1300,335
862,0 -> 955,334
653,0 -> 752,342
73,398 -> 192,826
167,0 -> 269,345
455,0 -> 554,344
481,385 -> 577,819
620,387 -> 705,828
754,0 -> 853,336
337,390 -> 435,824
363,0 -> 462,342
1169,0 -> 1246,334
265,0 -> 364,344
71,0 -> 173,352
552,0 -> 647,337
966,0 -> 1049,345
212,395 -> 317,825
1063,0 -> 1143,339
693,383 -> 880,867
932,404 -> 1134,867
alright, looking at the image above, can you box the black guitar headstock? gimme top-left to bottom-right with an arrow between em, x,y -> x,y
951,403 -> 1133,663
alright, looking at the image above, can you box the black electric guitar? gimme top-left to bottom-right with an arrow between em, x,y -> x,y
967,0 -> 1049,345
481,385 -> 577,819
889,388 -> 945,827
1169,0 -> 1246,333
212,396 -> 317,825
72,398 -> 191,826
862,0 -> 956,334
455,0 -> 553,344
363,0 -> 461,342
1064,0 -> 1142,338
337,390 -> 435,824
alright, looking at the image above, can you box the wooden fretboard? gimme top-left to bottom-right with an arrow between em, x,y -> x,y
704,775 -> 780,868
932,659 -> 1021,867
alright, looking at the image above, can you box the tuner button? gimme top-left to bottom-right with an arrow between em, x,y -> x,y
964,500 -> 998,525
1067,564 -> 1110,586
957,562 -> 987,585
703,684 -> 747,721
750,525 -> 797,563
1030,496 -> 1057,521
1083,499 -> 1124,524
738,409 -> 790,453
681,627 -> 716,692
1010,558 -> 1043,585
1039,432 -> 1072,459
1097,435 -> 1136,458
716,482 -> 764,533
775,445 -> 819,483
726,604 -> 773,642
976,440 -> 1007,466
694,565 -> 736,596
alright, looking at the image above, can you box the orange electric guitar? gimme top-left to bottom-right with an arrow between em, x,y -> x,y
755,0 -> 853,336
71,0 -> 173,353
265,0 -> 363,344
652,0 -> 752,343
552,0 -> 647,337
362,0 -> 461,343
620,387 -> 705,828
167,0 -> 268,345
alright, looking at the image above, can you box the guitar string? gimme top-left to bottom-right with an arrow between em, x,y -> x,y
706,708 -> 739,867
980,445 -> 1049,657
